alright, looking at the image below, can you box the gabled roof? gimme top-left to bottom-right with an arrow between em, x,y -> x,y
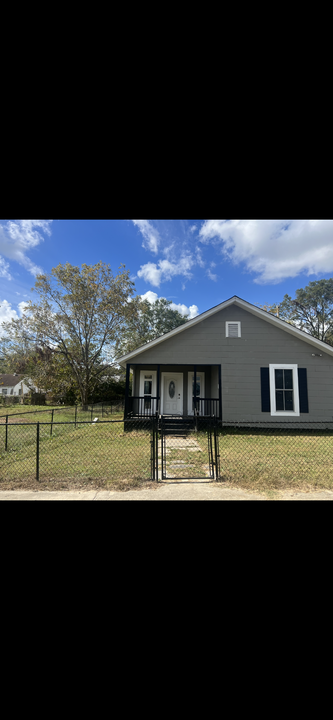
0,373 -> 24,387
116,295 -> 333,366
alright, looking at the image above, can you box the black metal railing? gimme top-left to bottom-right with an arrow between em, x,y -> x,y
192,398 -> 219,417
128,396 -> 159,417
127,397 -> 219,418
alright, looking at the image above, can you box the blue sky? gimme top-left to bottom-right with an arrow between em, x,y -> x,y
1,219 -> 333,324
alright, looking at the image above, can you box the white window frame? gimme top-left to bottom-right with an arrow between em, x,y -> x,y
225,321 -> 241,338
139,370 -> 157,415
269,364 -> 300,417
139,371 -> 157,397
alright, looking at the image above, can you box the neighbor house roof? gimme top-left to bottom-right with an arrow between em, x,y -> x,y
0,373 -> 24,387
116,295 -> 333,366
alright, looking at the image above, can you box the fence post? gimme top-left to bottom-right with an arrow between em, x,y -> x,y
5,414 -> 8,451
151,416 -> 154,480
91,404 -> 93,422
213,415 -> 218,480
36,422 -> 40,481
102,403 -> 104,418
75,404 -> 77,429
50,409 -> 54,436
155,412 -> 159,481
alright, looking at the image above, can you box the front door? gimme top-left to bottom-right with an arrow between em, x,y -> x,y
162,373 -> 183,415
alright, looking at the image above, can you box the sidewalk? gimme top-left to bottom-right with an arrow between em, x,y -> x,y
1,483 -> 333,500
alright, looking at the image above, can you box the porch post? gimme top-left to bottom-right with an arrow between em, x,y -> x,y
193,365 -> 197,415
156,364 -> 160,415
218,364 -> 222,422
124,364 -> 130,419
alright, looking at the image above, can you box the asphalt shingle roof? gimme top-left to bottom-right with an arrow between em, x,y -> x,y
0,374 -> 23,387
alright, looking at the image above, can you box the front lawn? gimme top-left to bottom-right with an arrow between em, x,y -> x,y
0,419 -> 152,491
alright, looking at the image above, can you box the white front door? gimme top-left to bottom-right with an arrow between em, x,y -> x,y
162,373 -> 183,415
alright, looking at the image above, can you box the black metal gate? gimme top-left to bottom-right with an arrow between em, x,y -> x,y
156,415 -> 219,480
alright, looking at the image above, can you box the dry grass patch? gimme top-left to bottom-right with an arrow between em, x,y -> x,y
217,429 -> 333,493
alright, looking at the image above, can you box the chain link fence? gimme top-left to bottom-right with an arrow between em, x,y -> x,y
0,418 -> 152,487
217,421 -> 333,488
0,400 -> 125,426
2,416 -> 333,491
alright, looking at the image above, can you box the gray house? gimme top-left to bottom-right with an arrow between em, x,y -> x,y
116,295 -> 333,424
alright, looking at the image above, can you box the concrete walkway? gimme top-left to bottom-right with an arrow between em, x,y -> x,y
1,483 -> 333,500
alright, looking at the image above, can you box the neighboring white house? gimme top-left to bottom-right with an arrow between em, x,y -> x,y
0,373 -> 38,397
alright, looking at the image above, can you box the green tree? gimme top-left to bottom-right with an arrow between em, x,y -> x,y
0,262 -> 135,408
255,303 -> 280,317
278,278 -> 333,344
116,296 -> 189,356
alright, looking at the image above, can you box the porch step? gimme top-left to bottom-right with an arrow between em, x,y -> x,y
159,417 -> 196,435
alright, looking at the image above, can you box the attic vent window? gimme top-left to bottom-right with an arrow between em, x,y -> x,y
226,321 -> 241,338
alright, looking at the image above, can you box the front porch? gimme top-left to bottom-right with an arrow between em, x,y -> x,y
124,364 -> 221,420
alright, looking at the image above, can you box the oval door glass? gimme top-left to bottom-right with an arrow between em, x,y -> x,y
169,381 -> 175,399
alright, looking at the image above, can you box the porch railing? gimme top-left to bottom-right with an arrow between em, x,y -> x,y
128,396 -> 159,417
127,396 -> 219,417
193,398 -> 220,417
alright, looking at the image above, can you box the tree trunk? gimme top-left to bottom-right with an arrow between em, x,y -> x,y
80,386 -> 89,412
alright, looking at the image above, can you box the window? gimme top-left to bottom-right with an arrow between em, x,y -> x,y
187,373 -> 205,415
225,321 -> 241,337
139,370 -> 157,413
269,364 -> 300,416
2,389 -> 7,395
144,380 -> 152,395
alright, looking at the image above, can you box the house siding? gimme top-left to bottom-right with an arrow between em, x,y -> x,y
126,305 -> 333,422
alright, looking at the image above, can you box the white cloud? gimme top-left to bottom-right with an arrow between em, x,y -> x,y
195,246 -> 205,268
137,254 -> 195,288
18,301 -> 29,316
0,220 -> 52,277
199,219 -> 333,284
206,269 -> 217,281
0,298 -> 31,331
137,262 -> 162,287
132,219 -> 160,254
140,291 -> 199,319
189,225 -> 197,233
0,299 -> 19,324
172,302 -> 199,319
140,291 -> 159,304
0,256 -> 12,280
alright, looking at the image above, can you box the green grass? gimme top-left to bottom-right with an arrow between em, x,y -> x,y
0,419 -> 151,488
2,421 -> 333,493
217,428 -> 333,491
160,427 -> 333,490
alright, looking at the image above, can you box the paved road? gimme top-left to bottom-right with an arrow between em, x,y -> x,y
1,483 -> 333,500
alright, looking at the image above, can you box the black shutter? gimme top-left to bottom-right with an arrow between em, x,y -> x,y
260,368 -> 270,412
298,368 -> 309,413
